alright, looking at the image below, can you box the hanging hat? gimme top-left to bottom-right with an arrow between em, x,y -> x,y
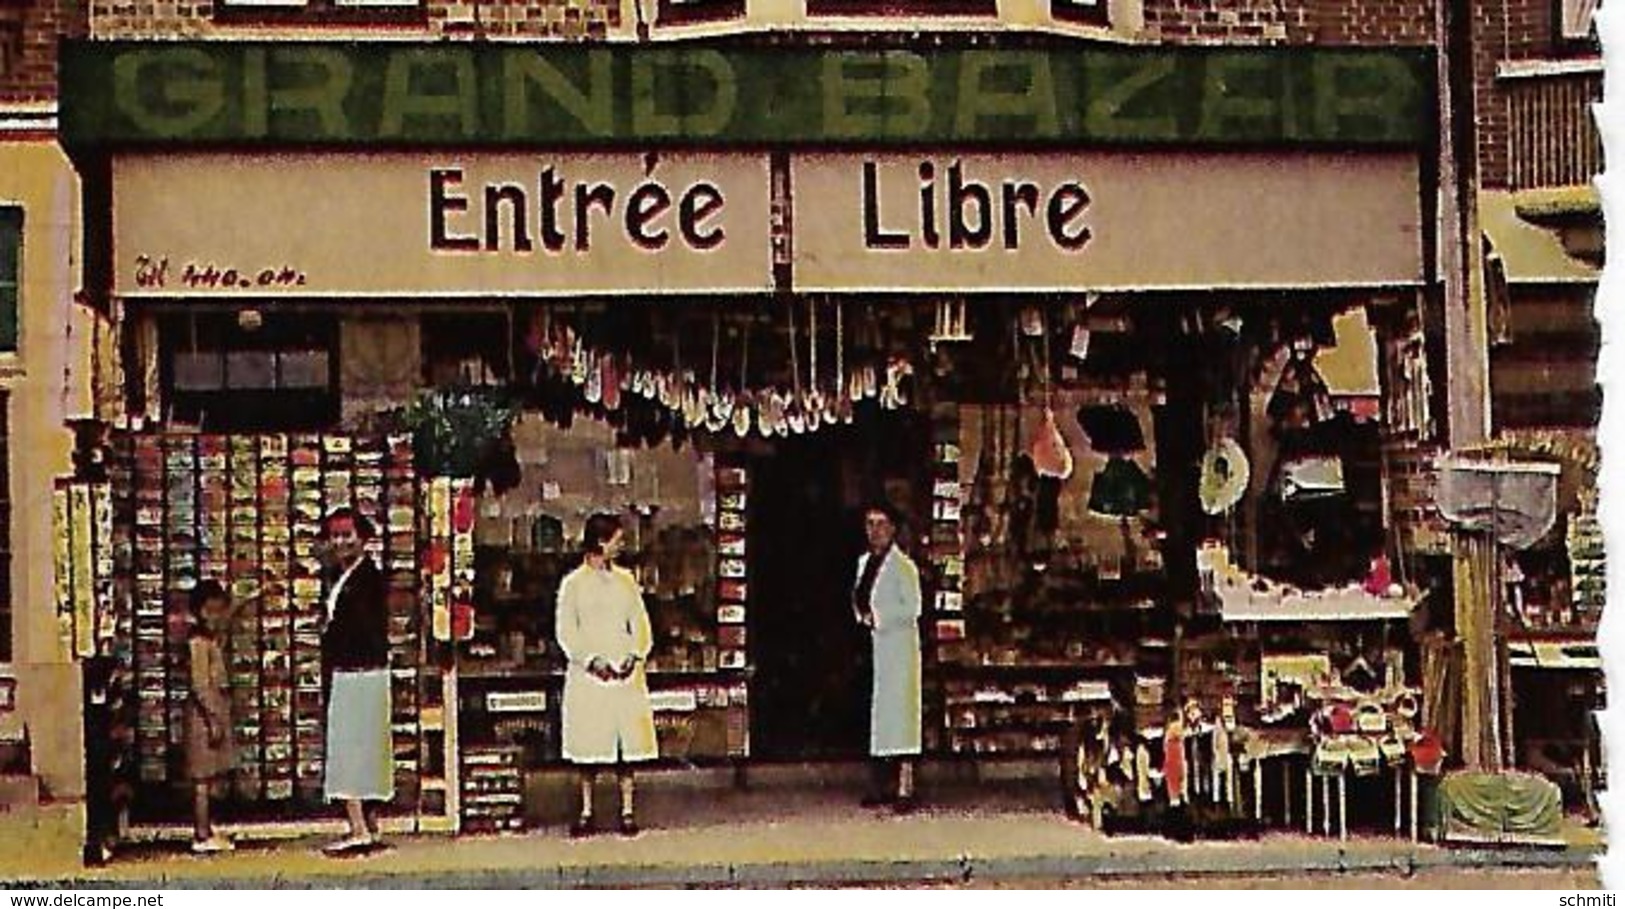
1088,456 -> 1151,518
1198,438 -> 1251,516
1077,405 -> 1145,455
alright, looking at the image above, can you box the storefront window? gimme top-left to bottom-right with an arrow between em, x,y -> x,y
0,207 -> 19,353
160,312 -> 339,432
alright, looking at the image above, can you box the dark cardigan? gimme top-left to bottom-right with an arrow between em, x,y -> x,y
321,557 -> 389,672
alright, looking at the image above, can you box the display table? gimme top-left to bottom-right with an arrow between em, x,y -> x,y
1242,727 -> 1313,826
1306,733 -> 1420,841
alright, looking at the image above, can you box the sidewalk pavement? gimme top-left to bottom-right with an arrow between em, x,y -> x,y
0,770 -> 1605,888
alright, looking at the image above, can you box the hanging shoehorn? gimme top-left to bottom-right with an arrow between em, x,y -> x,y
734,317 -> 753,438
835,301 -> 853,425
786,298 -> 806,435
706,312 -> 727,434
808,298 -> 829,427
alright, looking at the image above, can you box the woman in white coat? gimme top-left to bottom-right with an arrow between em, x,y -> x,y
853,504 -> 923,813
556,513 -> 657,837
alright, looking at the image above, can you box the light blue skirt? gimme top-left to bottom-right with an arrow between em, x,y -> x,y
324,669 -> 395,802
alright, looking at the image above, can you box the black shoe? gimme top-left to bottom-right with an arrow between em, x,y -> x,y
618,815 -> 640,837
860,792 -> 894,808
569,816 -> 596,839
893,795 -> 919,815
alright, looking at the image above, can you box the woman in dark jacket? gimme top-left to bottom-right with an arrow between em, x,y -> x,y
319,508 -> 392,854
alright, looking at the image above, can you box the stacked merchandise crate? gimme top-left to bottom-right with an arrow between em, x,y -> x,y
357,434 -> 424,809
714,465 -> 750,757
1567,486 -> 1604,629
926,406 -> 964,751
107,434 -> 139,798
258,435 -> 296,802
458,744 -> 524,834
223,436 -> 266,801
385,438 -> 448,828
425,477 -> 491,830
52,478 -> 118,659
162,436 -> 197,781
289,435 -> 327,802
714,466 -> 748,673
131,436 -> 167,784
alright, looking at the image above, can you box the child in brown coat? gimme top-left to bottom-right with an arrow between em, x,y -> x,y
183,580 -> 235,854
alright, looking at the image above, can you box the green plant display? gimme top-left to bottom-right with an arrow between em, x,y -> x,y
398,387 -> 516,479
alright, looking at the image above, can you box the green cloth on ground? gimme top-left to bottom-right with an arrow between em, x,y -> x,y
1439,770 -> 1562,841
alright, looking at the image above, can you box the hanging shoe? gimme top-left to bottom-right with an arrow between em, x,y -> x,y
602,357 -> 622,412
618,814 -> 640,837
584,354 -> 604,405
570,341 -> 590,387
321,833 -> 374,855
191,834 -> 235,855
733,392 -> 754,438
569,815 -> 597,839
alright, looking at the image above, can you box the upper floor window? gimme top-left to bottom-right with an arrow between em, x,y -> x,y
1051,0 -> 1108,26
656,0 -> 746,27
0,207 -> 19,353
0,12 -> 23,87
1561,0 -> 1600,41
805,0 -> 996,17
213,0 -> 424,26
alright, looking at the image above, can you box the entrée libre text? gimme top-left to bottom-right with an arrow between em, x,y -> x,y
428,166 -> 727,254
426,159 -> 1094,256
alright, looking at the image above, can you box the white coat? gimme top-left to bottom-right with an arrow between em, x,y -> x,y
556,562 -> 658,764
853,546 -> 923,757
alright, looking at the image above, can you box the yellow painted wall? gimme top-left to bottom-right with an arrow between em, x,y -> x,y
0,138 -> 91,800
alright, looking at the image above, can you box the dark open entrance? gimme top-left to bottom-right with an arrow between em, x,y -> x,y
746,410 -> 928,760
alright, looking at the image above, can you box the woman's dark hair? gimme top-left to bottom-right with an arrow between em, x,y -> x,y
582,513 -> 624,556
189,579 -> 229,624
322,507 -> 377,541
862,501 -> 903,530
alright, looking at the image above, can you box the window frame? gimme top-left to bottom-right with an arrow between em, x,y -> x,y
1557,0 -> 1600,45
0,207 -> 20,355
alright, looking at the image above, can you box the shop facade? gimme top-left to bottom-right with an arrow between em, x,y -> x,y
58,38 -> 1448,840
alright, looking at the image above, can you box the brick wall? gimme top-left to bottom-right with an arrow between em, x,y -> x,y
90,0 -> 620,40
1138,0 -> 1436,46
1472,0 -> 1597,189
0,0 -> 88,104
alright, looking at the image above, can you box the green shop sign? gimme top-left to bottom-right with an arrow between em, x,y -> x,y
60,41 -> 1433,149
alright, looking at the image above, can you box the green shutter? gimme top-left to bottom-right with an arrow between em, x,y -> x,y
0,208 -> 19,352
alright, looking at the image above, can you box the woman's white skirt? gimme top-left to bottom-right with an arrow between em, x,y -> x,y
324,669 -> 395,802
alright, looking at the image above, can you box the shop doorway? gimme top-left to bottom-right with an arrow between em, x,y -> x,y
747,413 -> 927,760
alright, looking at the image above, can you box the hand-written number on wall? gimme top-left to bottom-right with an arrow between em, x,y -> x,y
133,256 -> 309,291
